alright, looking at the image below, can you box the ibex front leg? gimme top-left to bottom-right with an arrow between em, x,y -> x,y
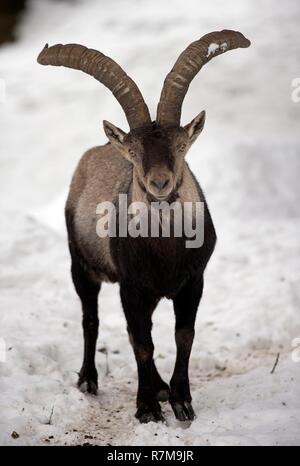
71,252 -> 100,395
120,284 -> 167,423
171,274 -> 204,421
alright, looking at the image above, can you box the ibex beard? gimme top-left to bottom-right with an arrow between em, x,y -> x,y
37,29 -> 250,423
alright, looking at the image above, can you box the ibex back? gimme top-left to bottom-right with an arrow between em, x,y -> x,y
37,30 -> 250,423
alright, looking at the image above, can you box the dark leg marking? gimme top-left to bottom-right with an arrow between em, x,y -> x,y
170,274 -> 204,421
121,284 -> 166,423
151,360 -> 170,402
71,253 -> 100,395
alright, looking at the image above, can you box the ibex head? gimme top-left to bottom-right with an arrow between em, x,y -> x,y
38,30 -> 250,201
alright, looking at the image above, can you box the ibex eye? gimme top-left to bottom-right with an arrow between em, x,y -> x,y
128,149 -> 136,157
179,144 -> 186,152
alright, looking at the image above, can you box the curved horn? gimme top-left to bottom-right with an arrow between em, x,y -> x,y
37,43 -> 151,130
156,30 -> 250,127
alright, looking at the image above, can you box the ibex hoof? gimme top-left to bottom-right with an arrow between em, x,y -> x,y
171,401 -> 196,422
135,401 -> 165,423
77,369 -> 98,395
78,380 -> 98,395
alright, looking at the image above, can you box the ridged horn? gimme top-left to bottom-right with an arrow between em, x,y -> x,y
156,30 -> 251,127
37,43 -> 151,130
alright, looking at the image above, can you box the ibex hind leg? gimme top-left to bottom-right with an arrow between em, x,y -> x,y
70,251 -> 101,395
128,328 -> 170,402
151,360 -> 170,402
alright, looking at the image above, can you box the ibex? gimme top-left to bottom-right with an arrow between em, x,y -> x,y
37,30 -> 250,423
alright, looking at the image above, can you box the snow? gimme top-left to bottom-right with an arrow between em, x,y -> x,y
1,0 -> 300,446
206,42 -> 227,57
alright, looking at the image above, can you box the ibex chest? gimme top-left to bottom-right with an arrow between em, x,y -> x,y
111,233 -> 205,299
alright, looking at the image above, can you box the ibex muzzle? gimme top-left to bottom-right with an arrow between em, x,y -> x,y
37,30 -> 250,423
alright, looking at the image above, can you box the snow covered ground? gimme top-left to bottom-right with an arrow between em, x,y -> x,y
1,0 -> 300,446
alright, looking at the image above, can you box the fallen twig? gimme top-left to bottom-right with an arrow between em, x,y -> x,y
270,353 -> 280,374
46,406 -> 54,425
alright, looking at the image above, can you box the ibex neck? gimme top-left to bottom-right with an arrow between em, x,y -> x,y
131,164 -> 201,206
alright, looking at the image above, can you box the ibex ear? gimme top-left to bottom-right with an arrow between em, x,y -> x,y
184,110 -> 206,144
103,120 -> 127,146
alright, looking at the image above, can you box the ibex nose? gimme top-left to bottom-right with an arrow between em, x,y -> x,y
151,176 -> 170,191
